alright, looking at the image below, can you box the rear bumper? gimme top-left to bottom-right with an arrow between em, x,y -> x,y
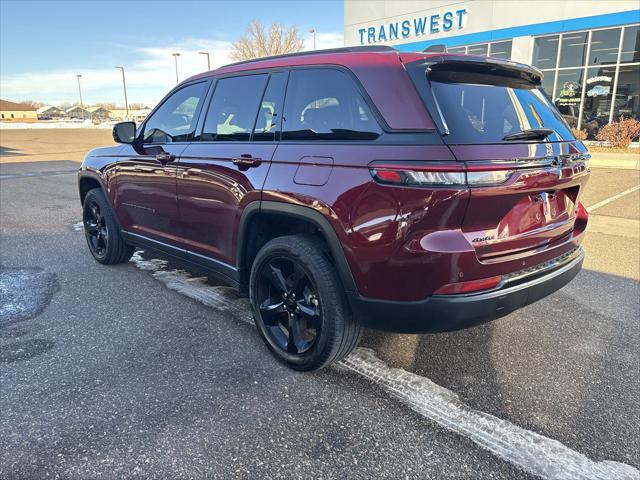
349,247 -> 584,333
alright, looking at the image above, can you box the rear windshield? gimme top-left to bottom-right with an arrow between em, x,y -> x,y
429,72 -> 575,144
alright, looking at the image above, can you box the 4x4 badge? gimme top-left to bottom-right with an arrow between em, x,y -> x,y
472,235 -> 495,243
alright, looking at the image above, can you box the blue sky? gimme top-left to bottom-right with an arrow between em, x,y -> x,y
0,0 -> 344,106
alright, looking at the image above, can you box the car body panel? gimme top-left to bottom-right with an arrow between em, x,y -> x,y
175,142 -> 276,266
112,143 -> 188,246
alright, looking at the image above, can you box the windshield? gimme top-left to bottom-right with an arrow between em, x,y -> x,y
430,78 -> 575,144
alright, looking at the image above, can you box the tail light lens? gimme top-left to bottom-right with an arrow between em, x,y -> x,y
369,162 -> 513,187
371,166 -> 466,186
433,275 -> 503,295
466,170 -> 513,186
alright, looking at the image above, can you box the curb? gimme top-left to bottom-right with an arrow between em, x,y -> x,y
588,153 -> 640,170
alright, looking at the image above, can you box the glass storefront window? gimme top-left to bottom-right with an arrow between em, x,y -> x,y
621,25 -> 640,63
555,68 -> 584,128
533,35 -> 559,70
559,31 -> 588,68
541,70 -> 556,101
446,41 -> 513,58
467,44 -> 488,56
613,64 -> 640,121
489,41 -> 512,59
589,28 -> 621,65
582,66 -> 616,138
448,46 -> 466,54
533,25 -> 640,140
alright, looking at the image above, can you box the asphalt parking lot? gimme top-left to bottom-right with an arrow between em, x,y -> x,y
1,129 -> 639,479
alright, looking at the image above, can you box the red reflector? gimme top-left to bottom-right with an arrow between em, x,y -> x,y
375,169 -> 402,183
433,275 -> 502,295
576,201 -> 589,220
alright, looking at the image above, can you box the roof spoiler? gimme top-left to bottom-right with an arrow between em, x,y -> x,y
419,55 -> 543,86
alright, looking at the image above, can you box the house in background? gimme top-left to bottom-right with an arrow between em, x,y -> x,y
0,99 -> 38,122
36,105 -> 65,120
110,107 -> 152,123
65,105 -> 88,120
86,106 -> 112,122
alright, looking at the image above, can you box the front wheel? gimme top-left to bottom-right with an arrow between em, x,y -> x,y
249,235 -> 361,371
82,188 -> 134,265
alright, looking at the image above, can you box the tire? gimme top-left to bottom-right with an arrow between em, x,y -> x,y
249,234 -> 362,371
82,188 -> 135,265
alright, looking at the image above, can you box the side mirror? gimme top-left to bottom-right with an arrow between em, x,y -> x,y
112,121 -> 136,144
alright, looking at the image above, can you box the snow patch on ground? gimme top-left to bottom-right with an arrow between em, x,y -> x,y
130,252 -> 251,322
129,248 -> 640,480
340,349 -> 640,480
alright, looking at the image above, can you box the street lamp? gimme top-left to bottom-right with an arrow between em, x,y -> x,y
76,74 -> 84,120
198,51 -> 211,71
172,52 -> 181,84
115,66 -> 129,119
309,28 -> 316,50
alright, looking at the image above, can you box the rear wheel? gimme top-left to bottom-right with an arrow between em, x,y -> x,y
82,188 -> 134,265
249,235 -> 361,371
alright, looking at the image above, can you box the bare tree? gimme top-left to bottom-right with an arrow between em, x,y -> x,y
19,99 -> 45,108
93,102 -> 118,110
230,21 -> 305,61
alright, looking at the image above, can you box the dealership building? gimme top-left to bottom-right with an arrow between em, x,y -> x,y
344,1 -> 640,138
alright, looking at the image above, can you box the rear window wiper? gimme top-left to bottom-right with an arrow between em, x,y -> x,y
502,128 -> 554,141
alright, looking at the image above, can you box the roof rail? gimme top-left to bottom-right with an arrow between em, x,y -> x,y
223,45 -> 398,68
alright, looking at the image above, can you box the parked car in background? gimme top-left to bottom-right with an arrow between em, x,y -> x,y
78,46 -> 590,370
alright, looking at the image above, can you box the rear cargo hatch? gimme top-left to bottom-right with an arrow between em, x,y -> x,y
406,55 -> 590,261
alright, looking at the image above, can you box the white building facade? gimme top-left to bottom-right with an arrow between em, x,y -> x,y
344,1 -> 640,137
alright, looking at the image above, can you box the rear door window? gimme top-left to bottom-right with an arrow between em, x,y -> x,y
429,69 -> 575,143
201,74 -> 268,141
282,69 -> 381,140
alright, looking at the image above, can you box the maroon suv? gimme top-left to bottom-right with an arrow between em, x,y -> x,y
78,46 -> 590,370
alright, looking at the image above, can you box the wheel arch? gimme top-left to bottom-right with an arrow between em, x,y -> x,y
78,171 -> 106,206
237,201 -> 358,297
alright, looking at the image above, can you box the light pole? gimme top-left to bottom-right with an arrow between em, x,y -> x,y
115,66 -> 129,119
172,52 -> 180,84
309,28 -> 316,50
198,51 -> 211,71
76,74 -> 84,120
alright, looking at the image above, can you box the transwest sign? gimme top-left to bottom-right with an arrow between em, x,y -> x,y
357,8 -> 469,45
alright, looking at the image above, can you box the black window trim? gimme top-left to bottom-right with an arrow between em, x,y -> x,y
192,64 -> 394,144
140,64 -> 445,147
252,70 -> 290,142
136,79 -> 211,145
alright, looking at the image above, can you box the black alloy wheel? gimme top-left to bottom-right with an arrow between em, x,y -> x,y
84,199 -> 109,259
255,257 -> 321,355
82,188 -> 135,265
250,235 -> 362,371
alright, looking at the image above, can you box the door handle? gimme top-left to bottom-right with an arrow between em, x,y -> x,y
232,155 -> 262,169
156,152 -> 175,164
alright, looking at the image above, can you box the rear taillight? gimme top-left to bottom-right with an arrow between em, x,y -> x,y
370,164 -> 466,186
369,162 -> 513,187
433,275 -> 503,295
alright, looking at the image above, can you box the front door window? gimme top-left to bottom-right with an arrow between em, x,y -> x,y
142,82 -> 208,144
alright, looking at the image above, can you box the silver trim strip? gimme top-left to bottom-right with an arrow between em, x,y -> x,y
433,247 -> 584,299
